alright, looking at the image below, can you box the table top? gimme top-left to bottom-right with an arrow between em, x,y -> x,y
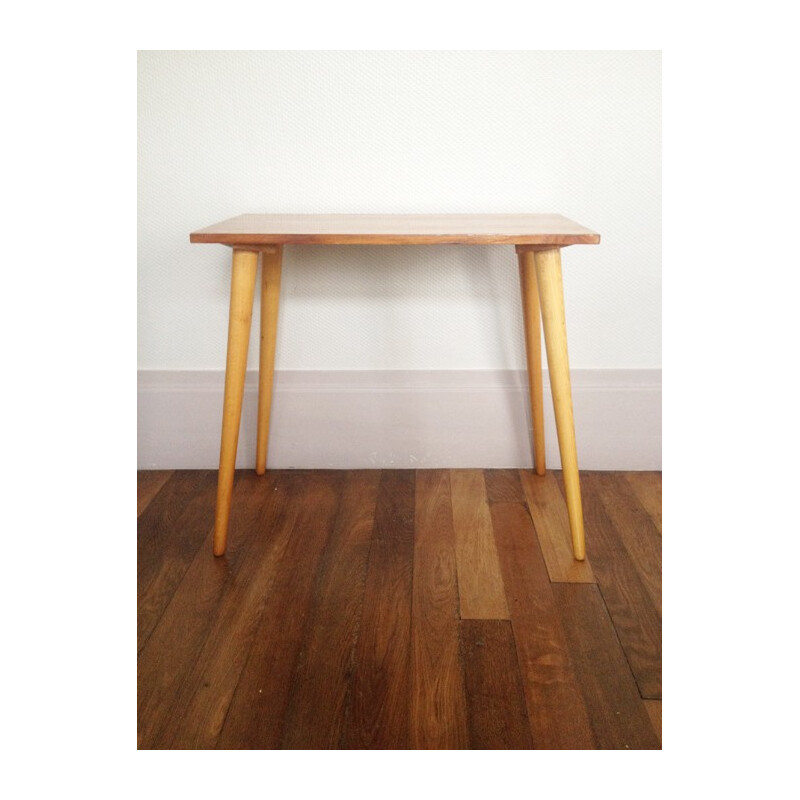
189,214 -> 600,246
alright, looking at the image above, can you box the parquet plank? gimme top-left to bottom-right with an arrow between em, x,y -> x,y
137,470 -> 174,516
578,474 -> 662,699
645,699 -> 662,746
460,619 -> 532,749
214,471 -> 344,749
484,469 -> 525,503
152,471 -> 308,749
137,471 -> 278,748
553,583 -> 660,750
625,472 -> 662,533
280,471 -> 381,749
343,470 -> 415,749
410,470 -> 469,749
449,469 -> 509,619
490,502 -> 595,748
585,472 -> 661,615
137,470 -> 220,653
519,470 -> 594,583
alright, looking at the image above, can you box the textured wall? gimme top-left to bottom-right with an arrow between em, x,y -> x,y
137,51 -> 661,371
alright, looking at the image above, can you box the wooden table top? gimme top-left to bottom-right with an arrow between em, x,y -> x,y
190,214 -> 600,246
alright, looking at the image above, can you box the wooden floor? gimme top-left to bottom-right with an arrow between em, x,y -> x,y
138,468 -> 661,749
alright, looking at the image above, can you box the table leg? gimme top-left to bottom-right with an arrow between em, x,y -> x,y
256,246 -> 283,475
534,247 -> 586,561
517,249 -> 546,475
213,249 -> 258,556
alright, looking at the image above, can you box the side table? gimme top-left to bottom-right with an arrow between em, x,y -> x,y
190,214 -> 600,559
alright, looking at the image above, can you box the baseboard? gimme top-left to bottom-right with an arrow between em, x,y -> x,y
137,369 -> 661,470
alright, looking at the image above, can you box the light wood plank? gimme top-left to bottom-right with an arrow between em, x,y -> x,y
410,470 -> 469,749
280,471 -> 381,749
519,470 -> 595,583
344,470 -> 415,749
460,620 -> 533,749
137,470 -> 174,516
491,502 -> 595,748
625,471 -> 662,533
645,699 -> 662,746
190,213 -> 601,246
449,469 -> 510,619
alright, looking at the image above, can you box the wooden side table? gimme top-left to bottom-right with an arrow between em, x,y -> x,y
190,214 -> 600,559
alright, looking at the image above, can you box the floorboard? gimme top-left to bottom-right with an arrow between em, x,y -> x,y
579,473 -> 662,699
484,468 -> 526,503
553,584 -> 661,750
410,470 -> 469,749
343,470 -> 416,749
280,471 -> 381,749
460,619 -> 533,749
491,501 -> 595,748
450,470 -> 509,619
645,699 -> 662,746
519,471 -> 595,583
137,468 -> 662,750
138,472 -> 278,748
137,471 -> 218,653
625,472 -> 662,533
137,470 -> 174,516
215,472 -> 344,749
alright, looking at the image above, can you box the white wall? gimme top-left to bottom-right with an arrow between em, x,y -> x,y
138,51 -> 661,373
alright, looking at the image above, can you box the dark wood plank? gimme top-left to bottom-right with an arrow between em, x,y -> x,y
137,470 -> 219,653
138,471 -> 280,748
214,471 -> 344,749
343,470 -> 415,749
625,472 -> 662,533
484,468 -> 525,503
149,471 -> 312,749
460,619 -> 533,749
490,502 -> 595,748
410,470 -> 469,749
553,584 -> 661,749
450,469 -> 509,619
577,473 -> 662,699
279,471 -> 381,749
586,472 -> 661,615
137,470 -> 174,516
137,470 -> 210,567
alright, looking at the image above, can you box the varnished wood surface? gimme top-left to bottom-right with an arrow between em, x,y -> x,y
138,468 -> 660,749
578,473 -> 662,699
460,620 -> 533,749
190,213 -> 600,246
137,470 -> 173,516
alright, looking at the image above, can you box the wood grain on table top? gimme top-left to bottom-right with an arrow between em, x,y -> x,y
190,213 -> 600,246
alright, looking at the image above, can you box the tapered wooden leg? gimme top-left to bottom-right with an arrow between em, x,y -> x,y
534,247 -> 585,561
213,249 -> 258,556
256,246 -> 283,475
517,249 -> 546,475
